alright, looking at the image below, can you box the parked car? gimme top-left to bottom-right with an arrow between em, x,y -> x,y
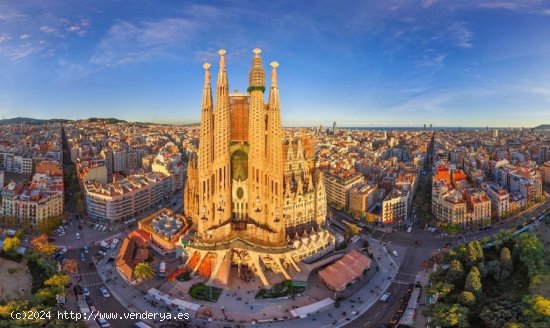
83,246 -> 89,253
96,318 -> 110,327
99,286 -> 110,298
397,302 -> 407,313
76,232 -> 80,240
80,252 -> 86,262
379,292 -> 392,302
392,250 -> 399,257
82,287 -> 90,297
389,313 -> 401,324
85,296 -> 94,306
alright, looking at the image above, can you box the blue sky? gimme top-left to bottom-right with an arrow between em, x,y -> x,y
1,0 -> 550,127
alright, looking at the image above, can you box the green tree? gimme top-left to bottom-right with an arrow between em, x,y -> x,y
523,295 -> 550,323
486,260 -> 501,280
458,291 -> 476,306
431,303 -> 470,328
448,259 -> 465,282
34,287 -> 58,305
499,247 -> 513,280
344,224 -> 361,239
36,215 -> 62,235
514,233 -> 546,278
133,261 -> 155,280
493,229 -> 514,249
465,266 -> 482,296
500,247 -> 513,271
429,282 -> 455,299
44,274 -> 70,290
480,301 -> 525,328
2,236 -> 21,254
455,241 -> 484,268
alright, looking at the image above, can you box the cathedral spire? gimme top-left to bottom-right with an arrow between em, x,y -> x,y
217,49 -> 228,88
268,61 -> 280,111
247,48 -> 265,92
213,49 -> 232,223
198,62 -> 214,177
202,63 -> 212,110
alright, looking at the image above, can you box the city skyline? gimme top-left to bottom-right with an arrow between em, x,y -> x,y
1,1 -> 550,127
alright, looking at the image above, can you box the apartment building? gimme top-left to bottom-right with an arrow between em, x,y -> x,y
323,170 -> 365,209
84,172 -> 171,222
381,189 -> 408,224
482,182 -> 510,218
349,182 -> 378,218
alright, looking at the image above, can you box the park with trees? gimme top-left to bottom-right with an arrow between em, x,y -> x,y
424,225 -> 550,328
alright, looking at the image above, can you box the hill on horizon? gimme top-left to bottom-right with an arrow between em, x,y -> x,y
534,124 -> 550,130
0,117 -> 129,125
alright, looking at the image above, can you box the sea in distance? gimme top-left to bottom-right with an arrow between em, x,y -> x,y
290,126 -> 519,131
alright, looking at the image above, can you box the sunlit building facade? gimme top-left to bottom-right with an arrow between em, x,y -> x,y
183,49 -> 334,287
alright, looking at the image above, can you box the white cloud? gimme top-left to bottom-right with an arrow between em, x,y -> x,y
418,53 -> 448,71
422,0 -> 439,9
0,43 -> 42,61
65,18 -> 91,36
20,34 -> 30,40
449,22 -> 474,48
0,34 -> 10,44
39,25 -> 58,35
90,18 -> 197,67
0,8 -> 25,22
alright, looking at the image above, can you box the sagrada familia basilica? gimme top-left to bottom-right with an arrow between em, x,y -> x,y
183,49 -> 335,287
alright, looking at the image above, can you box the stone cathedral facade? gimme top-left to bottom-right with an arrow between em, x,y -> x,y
183,49 -> 334,287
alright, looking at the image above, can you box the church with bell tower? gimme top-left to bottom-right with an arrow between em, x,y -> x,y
183,49 -> 334,287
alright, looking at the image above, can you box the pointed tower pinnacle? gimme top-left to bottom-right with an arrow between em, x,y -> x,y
217,49 -> 228,87
198,62 -> 214,175
248,48 -> 265,92
213,48 -> 231,223
202,63 -> 212,109
269,61 -> 280,109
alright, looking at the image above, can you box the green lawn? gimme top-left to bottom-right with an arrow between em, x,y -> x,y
255,280 -> 306,299
189,283 -> 222,302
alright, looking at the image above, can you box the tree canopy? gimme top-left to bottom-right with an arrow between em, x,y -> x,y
431,303 -> 470,328
31,234 -> 57,256
133,262 -> 155,280
2,236 -> 21,254
514,233 -> 546,278
465,266 -> 482,295
448,259 -> 465,282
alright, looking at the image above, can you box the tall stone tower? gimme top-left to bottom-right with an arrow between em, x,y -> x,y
183,49 -> 335,287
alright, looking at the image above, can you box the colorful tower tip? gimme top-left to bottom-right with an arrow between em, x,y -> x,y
270,61 -> 279,68
203,63 -> 211,70
253,48 -> 262,56
218,49 -> 227,56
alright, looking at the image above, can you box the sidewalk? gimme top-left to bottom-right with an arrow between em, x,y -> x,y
91,234 -> 401,328
192,236 -> 401,328
413,268 -> 432,328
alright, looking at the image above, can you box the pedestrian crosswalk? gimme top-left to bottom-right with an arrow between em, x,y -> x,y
393,271 -> 418,285
80,281 -> 104,287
